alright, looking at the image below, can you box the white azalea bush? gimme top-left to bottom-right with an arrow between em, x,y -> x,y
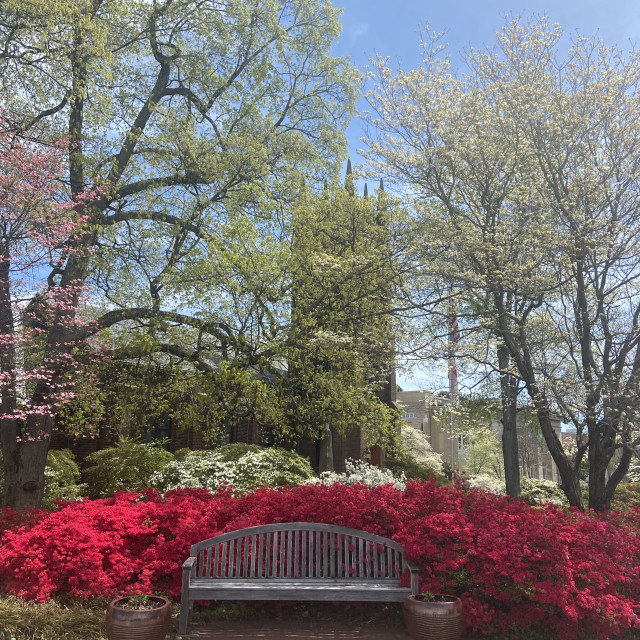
464,473 -> 506,496
519,476 -> 568,506
306,458 -> 407,490
150,445 -> 314,494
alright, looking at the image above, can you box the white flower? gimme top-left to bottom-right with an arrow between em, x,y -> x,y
305,458 -> 406,490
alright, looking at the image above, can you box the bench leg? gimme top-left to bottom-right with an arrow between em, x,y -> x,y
178,598 -> 192,635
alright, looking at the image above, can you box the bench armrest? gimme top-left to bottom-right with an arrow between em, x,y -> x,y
403,558 -> 420,596
182,556 -> 196,582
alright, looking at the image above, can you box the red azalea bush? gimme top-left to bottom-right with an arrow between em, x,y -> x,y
0,505 -> 44,541
1,480 -> 640,639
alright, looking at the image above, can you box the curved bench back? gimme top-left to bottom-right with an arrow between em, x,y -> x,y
189,522 -> 406,581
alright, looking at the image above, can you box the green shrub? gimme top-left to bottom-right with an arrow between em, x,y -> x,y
611,482 -> 640,510
83,439 -> 173,498
0,448 -> 86,510
42,449 -> 87,510
216,442 -> 261,462
150,445 -> 314,494
385,457 -> 445,483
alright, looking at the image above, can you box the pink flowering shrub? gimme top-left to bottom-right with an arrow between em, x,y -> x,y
1,481 -> 640,639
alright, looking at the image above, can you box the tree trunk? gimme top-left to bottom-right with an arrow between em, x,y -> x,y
589,447 -> 609,512
1,425 -> 49,509
535,402 -> 584,509
603,444 -> 632,511
587,421 -> 629,512
500,321 -> 585,510
498,344 -> 520,498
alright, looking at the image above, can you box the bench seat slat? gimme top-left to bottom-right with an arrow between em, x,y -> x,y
187,579 -> 411,603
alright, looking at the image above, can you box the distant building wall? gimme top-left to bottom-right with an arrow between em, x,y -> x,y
397,389 -> 563,483
396,390 -> 458,469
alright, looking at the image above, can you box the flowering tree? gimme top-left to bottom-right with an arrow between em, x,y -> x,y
0,0 -> 358,508
0,120 -> 103,508
365,16 -> 640,510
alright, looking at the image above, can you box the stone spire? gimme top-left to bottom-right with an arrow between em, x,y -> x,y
344,158 -> 355,195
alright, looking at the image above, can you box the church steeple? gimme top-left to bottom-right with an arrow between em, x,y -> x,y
344,158 -> 355,196
363,183 -> 369,198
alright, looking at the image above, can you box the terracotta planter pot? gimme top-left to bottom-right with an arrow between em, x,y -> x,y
106,595 -> 172,640
403,594 -> 464,640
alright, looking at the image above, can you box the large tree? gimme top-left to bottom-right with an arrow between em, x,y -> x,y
366,16 -> 640,510
0,0 -> 357,508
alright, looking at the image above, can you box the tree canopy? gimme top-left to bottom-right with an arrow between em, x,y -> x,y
366,16 -> 640,510
0,0 -> 359,508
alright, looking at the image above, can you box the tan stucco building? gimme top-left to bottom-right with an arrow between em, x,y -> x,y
396,389 -> 563,482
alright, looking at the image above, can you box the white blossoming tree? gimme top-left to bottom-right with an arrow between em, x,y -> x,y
365,15 -> 640,510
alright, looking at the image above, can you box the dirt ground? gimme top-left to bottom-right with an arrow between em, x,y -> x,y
184,617 -> 412,639
179,602 -> 412,639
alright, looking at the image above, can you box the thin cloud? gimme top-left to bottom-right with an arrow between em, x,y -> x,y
349,22 -> 369,47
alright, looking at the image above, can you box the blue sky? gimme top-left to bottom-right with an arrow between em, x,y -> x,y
333,0 -> 640,167
330,1 -> 640,391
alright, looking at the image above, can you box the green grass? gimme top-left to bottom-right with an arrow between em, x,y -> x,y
0,594 -> 110,640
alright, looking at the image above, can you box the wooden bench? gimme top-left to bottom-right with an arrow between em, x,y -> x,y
179,522 -> 419,635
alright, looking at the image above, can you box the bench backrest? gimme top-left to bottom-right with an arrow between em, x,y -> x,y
189,522 -> 406,581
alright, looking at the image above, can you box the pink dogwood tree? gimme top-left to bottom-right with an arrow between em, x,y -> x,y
0,118 -> 106,508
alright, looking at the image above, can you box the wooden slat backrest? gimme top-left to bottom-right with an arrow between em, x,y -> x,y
257,533 -> 264,577
190,523 -> 407,580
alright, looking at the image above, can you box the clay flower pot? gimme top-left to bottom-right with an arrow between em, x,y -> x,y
106,595 -> 172,640
403,594 -> 464,640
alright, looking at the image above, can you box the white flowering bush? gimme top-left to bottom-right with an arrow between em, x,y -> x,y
464,473 -> 506,496
399,424 -> 444,471
306,458 -> 406,490
519,476 -> 568,506
625,457 -> 640,482
150,445 -> 314,494
385,424 -> 445,482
